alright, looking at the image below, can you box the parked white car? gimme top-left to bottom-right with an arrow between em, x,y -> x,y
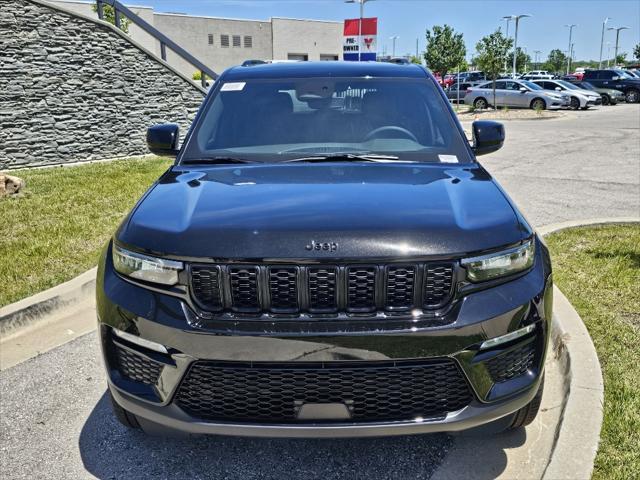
521,70 -> 554,80
532,79 -> 602,109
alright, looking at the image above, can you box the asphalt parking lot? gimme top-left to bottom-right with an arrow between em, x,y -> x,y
1,103 -> 638,480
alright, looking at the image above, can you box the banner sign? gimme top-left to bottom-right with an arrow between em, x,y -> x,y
343,17 -> 377,61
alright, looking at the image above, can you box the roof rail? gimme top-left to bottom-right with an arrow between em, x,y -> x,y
96,0 -> 218,86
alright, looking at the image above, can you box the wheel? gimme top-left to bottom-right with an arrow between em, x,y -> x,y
625,89 -> 639,103
507,376 -> 544,429
530,98 -> 546,110
109,390 -> 141,429
601,94 -> 610,106
473,97 -> 488,110
569,96 -> 580,110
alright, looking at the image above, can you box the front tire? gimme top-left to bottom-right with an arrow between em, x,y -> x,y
625,88 -> 639,103
507,376 -> 544,429
109,390 -> 141,430
570,96 -> 580,110
473,97 -> 488,110
530,98 -> 546,110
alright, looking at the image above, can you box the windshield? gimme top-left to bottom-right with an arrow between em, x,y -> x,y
181,77 -> 472,164
521,80 -> 543,90
614,70 -> 632,79
557,80 -> 579,90
578,82 -> 596,91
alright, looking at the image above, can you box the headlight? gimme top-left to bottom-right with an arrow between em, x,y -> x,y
112,244 -> 183,285
462,240 -> 535,282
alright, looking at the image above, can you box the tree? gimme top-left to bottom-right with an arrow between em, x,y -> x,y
507,47 -> 532,73
474,29 -> 512,108
615,52 -> 627,66
634,43 -> 640,61
544,49 -> 567,74
92,4 -> 131,34
409,55 -> 423,65
424,25 -> 466,79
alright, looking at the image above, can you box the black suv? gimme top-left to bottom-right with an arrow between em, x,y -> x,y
98,62 -> 552,437
582,69 -> 640,103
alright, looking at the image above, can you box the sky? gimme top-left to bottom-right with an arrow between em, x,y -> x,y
134,0 -> 639,62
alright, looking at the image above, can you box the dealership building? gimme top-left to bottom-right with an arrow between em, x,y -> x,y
47,0 -> 343,77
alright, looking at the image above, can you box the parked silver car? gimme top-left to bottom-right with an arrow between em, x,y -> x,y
532,79 -> 602,109
465,79 -> 569,110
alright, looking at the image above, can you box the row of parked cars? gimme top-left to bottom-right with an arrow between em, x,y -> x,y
443,68 -> 640,109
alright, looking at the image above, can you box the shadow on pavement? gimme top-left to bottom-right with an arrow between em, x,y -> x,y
80,391 -> 465,479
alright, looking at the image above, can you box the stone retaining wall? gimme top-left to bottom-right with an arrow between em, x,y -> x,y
0,0 -> 205,169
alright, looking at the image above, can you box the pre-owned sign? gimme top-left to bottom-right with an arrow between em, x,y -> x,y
343,17 -> 377,61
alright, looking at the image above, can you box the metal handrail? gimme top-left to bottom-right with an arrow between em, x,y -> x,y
96,0 -> 218,87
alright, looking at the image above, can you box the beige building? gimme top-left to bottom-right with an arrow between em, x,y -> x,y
47,1 -> 343,78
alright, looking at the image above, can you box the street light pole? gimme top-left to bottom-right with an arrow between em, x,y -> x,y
607,26 -> 630,66
505,14 -> 531,78
606,42 -> 612,67
599,17 -> 610,69
390,35 -> 399,57
533,49 -> 541,70
564,24 -> 576,74
345,0 -> 374,61
501,16 -> 512,72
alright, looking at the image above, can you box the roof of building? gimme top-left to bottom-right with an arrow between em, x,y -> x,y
222,61 -> 427,81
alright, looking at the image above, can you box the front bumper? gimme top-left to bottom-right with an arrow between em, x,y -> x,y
97,238 -> 553,437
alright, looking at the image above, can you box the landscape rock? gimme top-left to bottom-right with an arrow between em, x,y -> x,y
0,174 -> 25,197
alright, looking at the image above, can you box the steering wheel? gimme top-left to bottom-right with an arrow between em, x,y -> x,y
364,126 -> 419,143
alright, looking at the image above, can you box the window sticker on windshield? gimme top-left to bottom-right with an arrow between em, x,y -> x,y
221,82 -> 246,91
439,155 -> 459,163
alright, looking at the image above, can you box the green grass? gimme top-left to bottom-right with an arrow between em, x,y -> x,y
546,225 -> 640,480
0,157 -> 172,307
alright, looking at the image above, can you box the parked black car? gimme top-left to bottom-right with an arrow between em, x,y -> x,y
98,62 -> 552,437
445,81 -> 474,102
582,69 -> 640,103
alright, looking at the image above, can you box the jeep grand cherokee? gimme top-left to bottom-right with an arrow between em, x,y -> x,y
98,62 -> 552,437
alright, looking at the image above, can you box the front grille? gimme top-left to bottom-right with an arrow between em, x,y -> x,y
114,344 -> 163,385
190,262 -> 455,316
175,359 -> 472,423
486,342 -> 536,383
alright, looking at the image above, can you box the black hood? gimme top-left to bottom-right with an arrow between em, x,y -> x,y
117,163 -> 530,259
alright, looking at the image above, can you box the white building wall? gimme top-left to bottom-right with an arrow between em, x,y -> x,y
44,1 -> 345,79
152,14 -> 272,78
271,17 -> 342,61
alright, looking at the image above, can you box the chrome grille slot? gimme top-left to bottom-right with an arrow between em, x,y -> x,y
268,267 -> 299,313
347,267 -> 377,312
385,266 -> 416,311
307,267 -> 338,312
424,264 -> 454,308
229,266 -> 260,312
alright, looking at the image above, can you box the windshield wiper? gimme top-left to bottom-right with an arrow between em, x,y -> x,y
284,153 -> 403,164
181,157 -> 254,165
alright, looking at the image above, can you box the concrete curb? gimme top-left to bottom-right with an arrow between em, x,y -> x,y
539,217 -> 638,480
0,267 -> 96,336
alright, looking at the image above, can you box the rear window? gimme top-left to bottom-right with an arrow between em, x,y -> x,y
182,77 -> 473,164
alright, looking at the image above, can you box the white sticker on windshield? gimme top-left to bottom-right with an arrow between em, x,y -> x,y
439,155 -> 459,163
221,82 -> 246,91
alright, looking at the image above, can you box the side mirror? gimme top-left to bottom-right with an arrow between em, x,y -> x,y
147,123 -> 179,157
519,87 -> 527,92
472,120 -> 505,156
555,86 -> 562,91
